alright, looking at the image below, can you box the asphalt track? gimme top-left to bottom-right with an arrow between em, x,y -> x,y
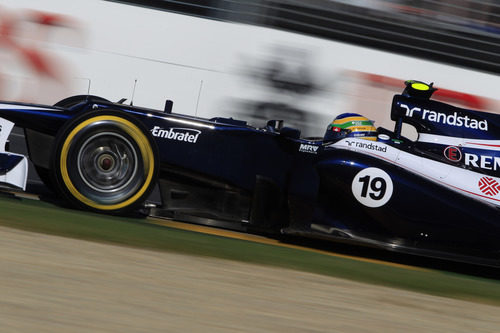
5,187 -> 500,332
2,211 -> 500,332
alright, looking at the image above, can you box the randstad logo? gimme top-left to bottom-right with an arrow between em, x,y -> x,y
151,126 -> 201,143
400,104 -> 488,131
346,140 -> 387,152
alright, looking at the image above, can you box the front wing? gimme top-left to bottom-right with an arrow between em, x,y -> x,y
0,117 -> 27,191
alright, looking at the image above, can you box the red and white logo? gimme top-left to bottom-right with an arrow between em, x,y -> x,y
443,146 -> 462,162
478,177 -> 500,196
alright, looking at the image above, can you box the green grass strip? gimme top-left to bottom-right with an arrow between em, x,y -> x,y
1,194 -> 499,306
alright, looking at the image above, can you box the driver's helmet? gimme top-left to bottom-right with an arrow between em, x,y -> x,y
324,113 -> 377,142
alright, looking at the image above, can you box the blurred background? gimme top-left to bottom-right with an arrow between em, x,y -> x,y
0,0 -> 499,137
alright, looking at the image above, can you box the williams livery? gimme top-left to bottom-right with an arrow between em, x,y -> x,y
1,81 -> 500,266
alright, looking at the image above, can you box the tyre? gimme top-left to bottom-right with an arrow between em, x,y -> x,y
52,109 -> 158,214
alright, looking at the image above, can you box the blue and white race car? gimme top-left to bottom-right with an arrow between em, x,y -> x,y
1,80 -> 500,266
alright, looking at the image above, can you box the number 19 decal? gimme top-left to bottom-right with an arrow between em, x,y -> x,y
351,168 -> 393,207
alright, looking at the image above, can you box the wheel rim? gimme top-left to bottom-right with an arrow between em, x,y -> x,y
59,115 -> 156,211
77,132 -> 138,193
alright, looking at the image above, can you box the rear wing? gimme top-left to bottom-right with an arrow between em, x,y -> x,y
390,81 -> 497,139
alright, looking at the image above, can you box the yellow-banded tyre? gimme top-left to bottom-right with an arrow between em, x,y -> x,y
52,110 -> 158,214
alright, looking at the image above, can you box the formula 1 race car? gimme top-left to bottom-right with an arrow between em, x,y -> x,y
1,80 -> 500,266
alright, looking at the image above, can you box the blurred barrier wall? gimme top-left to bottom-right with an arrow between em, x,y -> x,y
112,0 -> 500,74
0,0 -> 498,136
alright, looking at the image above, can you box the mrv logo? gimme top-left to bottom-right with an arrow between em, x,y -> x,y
400,104 -> 488,131
151,126 -> 201,143
299,144 -> 319,154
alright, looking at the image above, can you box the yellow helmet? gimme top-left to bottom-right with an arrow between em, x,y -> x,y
325,113 -> 377,142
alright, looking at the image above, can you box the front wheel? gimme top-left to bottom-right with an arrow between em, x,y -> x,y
52,110 -> 158,214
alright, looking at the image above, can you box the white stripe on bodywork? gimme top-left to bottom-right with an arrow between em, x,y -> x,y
331,138 -> 500,207
419,133 -> 500,151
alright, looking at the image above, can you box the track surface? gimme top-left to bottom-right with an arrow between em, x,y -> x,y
1,226 -> 499,332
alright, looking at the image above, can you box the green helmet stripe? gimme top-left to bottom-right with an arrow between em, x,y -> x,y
334,120 -> 374,129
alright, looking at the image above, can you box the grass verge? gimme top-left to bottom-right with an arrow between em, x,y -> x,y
1,194 -> 499,305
